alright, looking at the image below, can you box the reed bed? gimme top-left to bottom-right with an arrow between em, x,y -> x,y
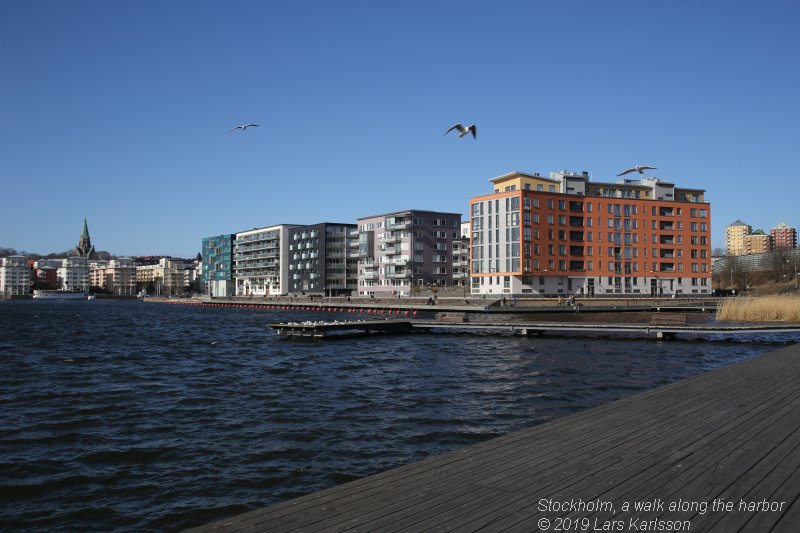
716,295 -> 800,322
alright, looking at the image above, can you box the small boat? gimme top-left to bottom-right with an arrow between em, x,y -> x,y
33,289 -> 88,299
87,294 -> 96,300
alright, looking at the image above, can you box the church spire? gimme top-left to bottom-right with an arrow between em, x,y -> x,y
75,217 -> 98,259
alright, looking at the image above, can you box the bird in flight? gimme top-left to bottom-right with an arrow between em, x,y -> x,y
444,123 -> 477,139
617,165 -> 657,176
231,124 -> 259,132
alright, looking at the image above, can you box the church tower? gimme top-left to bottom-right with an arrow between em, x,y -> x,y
74,217 -> 98,259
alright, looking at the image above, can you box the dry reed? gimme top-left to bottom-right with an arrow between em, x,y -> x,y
716,295 -> 800,323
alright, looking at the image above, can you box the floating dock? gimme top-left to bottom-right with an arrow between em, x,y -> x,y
188,342 -> 800,532
269,318 -> 800,340
272,319 -> 413,339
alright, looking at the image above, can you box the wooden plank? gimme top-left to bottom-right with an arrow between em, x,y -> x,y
188,344 -> 800,533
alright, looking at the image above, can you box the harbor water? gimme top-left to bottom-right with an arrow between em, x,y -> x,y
0,300 -> 794,532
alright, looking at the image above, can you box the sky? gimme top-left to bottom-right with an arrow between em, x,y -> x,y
1,1 -> 798,257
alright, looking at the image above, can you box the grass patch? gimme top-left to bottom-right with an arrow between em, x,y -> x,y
716,295 -> 800,322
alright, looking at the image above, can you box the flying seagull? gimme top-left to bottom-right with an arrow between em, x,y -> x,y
444,123 -> 477,139
231,123 -> 259,132
617,165 -> 657,176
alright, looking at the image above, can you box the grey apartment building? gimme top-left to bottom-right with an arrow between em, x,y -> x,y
357,209 -> 462,296
287,223 -> 359,295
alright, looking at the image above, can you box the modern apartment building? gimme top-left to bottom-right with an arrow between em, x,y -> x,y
357,210 -> 462,296
743,232 -> 773,255
287,223 -> 359,296
202,234 -> 235,297
234,224 -> 300,296
725,220 -> 751,256
771,222 -> 797,251
58,256 -> 90,291
89,258 -> 137,295
469,170 -> 712,296
0,255 -> 30,297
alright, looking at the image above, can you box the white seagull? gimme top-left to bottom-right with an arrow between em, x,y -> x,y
231,123 -> 259,132
444,123 -> 477,139
617,165 -> 657,176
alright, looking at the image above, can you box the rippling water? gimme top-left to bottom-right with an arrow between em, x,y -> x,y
0,300 -> 794,531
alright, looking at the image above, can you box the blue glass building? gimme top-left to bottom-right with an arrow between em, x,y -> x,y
201,234 -> 235,296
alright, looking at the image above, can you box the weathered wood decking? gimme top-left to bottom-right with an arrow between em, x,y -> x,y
189,343 -> 800,532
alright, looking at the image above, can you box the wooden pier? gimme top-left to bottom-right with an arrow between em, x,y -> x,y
188,342 -> 800,532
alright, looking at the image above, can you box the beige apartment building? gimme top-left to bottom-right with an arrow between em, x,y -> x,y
90,258 -> 137,295
725,220 -> 751,256
136,258 -> 191,296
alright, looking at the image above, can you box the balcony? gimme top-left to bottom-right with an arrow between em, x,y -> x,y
361,272 -> 378,280
569,231 -> 584,242
386,272 -> 411,279
659,222 -> 675,231
659,207 -> 674,217
383,247 -> 401,255
569,201 -> 584,212
569,261 -> 585,272
659,236 -> 675,245
569,217 -> 584,227
569,246 -> 584,256
386,220 -> 412,230
381,235 -> 401,244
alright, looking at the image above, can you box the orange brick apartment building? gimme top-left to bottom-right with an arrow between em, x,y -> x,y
469,170 -> 712,296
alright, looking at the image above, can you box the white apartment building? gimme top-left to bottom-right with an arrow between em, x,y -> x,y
234,224 -> 299,296
36,257 -> 90,291
0,255 -> 30,297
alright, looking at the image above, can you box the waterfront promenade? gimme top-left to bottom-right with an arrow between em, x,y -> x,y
190,342 -> 800,532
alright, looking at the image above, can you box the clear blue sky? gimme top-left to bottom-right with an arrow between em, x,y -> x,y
2,1 -> 798,257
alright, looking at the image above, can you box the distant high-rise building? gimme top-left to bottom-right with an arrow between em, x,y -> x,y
74,217 -> 98,259
771,222 -> 797,251
725,220 -> 751,256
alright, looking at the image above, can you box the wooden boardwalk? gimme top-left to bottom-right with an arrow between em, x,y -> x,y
189,343 -> 800,532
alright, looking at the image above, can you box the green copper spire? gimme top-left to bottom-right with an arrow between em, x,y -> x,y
82,216 -> 90,239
